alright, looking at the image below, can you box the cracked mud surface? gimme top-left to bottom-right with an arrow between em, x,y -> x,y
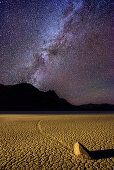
0,114 -> 113,169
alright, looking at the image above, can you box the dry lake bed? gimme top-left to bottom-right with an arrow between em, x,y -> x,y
0,114 -> 114,169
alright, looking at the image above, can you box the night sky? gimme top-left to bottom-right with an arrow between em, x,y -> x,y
0,0 -> 114,105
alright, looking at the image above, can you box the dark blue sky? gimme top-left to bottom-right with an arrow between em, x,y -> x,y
0,0 -> 114,105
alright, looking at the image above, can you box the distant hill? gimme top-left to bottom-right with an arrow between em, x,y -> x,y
0,83 -> 114,111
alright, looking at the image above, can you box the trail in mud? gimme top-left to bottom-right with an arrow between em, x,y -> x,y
37,120 -> 75,158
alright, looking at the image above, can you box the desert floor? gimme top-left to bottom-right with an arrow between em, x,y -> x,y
0,114 -> 113,169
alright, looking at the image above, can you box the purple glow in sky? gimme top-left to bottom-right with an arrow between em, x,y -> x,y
0,0 -> 114,105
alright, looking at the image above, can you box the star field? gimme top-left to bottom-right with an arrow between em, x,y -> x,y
0,0 -> 114,105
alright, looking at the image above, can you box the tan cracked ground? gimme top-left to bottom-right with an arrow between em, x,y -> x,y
0,114 -> 114,169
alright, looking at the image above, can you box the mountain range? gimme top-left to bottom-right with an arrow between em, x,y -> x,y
0,83 -> 114,111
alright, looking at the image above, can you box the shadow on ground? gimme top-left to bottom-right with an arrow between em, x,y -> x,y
90,149 -> 114,160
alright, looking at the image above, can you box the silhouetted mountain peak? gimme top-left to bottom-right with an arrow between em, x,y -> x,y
0,83 -> 114,111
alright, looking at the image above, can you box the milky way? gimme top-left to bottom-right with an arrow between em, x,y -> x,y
0,0 -> 114,105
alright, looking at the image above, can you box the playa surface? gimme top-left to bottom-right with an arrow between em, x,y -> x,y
0,114 -> 113,169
